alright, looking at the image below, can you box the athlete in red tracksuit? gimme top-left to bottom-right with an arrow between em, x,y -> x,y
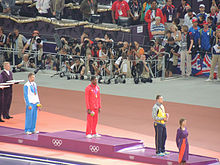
85,76 -> 101,138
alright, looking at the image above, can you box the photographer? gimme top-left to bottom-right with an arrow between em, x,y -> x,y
56,37 -> 69,55
86,54 -> 99,76
133,41 -> 144,59
0,27 -> 6,67
68,39 -> 81,56
164,37 -> 180,77
0,27 -> 6,48
115,51 -> 132,78
45,54 -> 57,71
138,54 -> 152,83
16,54 -> 35,71
97,40 -> 103,57
22,30 -> 43,66
80,37 -> 92,57
6,28 -> 27,65
57,37 -> 70,71
148,38 -> 165,77
98,47 -> 111,76
67,57 -> 85,79
170,25 -> 181,70
95,33 -> 114,50
119,41 -> 129,57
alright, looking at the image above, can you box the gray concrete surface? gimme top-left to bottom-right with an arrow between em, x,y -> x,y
13,71 -> 220,108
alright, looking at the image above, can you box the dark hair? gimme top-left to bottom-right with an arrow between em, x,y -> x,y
166,30 -> 172,34
187,9 -> 193,13
151,0 -> 157,4
207,16 -> 213,21
28,72 -> 35,78
90,76 -> 97,81
168,37 -> 175,42
102,46 -> 107,51
105,33 -> 112,39
156,95 -> 162,100
173,18 -> 180,25
179,118 -> 185,127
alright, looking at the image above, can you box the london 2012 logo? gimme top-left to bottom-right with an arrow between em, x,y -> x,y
52,139 -> 62,147
89,145 -> 100,153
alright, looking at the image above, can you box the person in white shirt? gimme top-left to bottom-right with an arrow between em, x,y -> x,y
24,73 -> 41,135
35,0 -> 51,17
183,8 -> 196,28
22,30 -> 43,64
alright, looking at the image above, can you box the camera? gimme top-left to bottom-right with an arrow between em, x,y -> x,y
114,74 -> 126,84
34,36 -> 42,44
169,44 -> 179,53
9,33 -> 15,42
29,56 -> 35,64
106,42 -> 113,49
89,59 -> 94,65
149,40 -> 155,47
84,39 -> 90,46
130,43 -> 135,50
61,40 -> 66,46
99,60 -> 106,66
68,39 -> 78,46
98,75 -> 111,84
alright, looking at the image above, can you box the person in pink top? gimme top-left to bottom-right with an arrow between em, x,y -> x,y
85,76 -> 101,138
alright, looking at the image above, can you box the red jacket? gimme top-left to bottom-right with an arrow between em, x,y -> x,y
144,8 -> 165,24
112,0 -> 130,20
85,84 -> 101,110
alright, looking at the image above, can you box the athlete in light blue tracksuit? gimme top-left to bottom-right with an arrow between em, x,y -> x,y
23,73 -> 40,135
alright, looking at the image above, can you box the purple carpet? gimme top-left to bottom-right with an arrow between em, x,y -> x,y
0,126 -> 218,165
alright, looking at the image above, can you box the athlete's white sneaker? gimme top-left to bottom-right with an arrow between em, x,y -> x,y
32,130 -> 39,134
26,131 -> 32,135
205,78 -> 213,82
86,134 -> 93,139
93,134 -> 101,138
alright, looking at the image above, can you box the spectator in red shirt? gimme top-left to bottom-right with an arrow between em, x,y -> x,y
145,0 -> 165,39
112,0 -> 131,24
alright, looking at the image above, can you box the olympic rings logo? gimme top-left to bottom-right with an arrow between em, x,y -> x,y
18,139 -> 23,144
89,145 -> 100,153
52,139 -> 63,147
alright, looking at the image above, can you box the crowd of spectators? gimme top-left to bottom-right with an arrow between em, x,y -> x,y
0,0 -> 220,81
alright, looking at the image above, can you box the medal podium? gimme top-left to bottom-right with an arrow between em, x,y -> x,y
0,126 -> 218,165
